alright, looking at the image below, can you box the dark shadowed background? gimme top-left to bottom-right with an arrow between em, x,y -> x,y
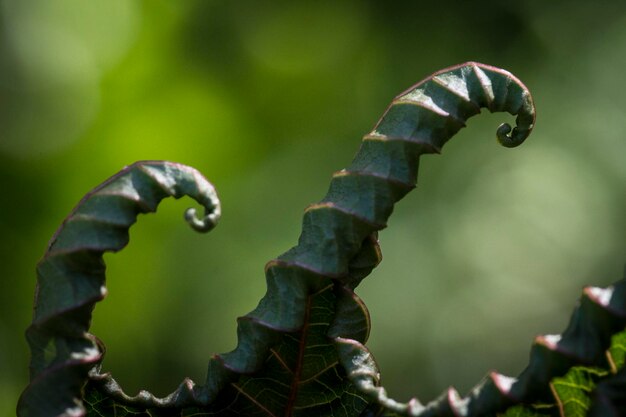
1,1 -> 625,414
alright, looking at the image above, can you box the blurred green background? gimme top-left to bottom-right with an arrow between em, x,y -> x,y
1,1 -> 625,414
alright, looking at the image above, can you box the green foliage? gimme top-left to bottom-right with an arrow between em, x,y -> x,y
551,366 -> 606,417
18,63 -> 625,417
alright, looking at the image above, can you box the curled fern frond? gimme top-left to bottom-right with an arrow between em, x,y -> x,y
18,161 -> 221,416
220,62 -> 537,415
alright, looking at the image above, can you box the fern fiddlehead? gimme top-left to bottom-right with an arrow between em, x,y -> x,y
18,161 -> 221,416
19,63 -> 625,417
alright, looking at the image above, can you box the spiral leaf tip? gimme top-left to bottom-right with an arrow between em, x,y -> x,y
185,206 -> 220,233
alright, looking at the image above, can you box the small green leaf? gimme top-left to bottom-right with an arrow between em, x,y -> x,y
550,366 -> 607,417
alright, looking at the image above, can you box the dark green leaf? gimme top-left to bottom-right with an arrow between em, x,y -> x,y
18,161 -> 221,416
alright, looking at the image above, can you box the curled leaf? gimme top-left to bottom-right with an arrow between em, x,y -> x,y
18,161 -> 221,416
